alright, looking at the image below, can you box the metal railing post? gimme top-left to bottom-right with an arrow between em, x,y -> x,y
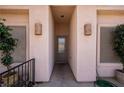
32,58 -> 35,85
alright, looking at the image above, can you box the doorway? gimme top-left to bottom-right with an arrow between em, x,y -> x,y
50,6 -> 76,82
56,36 -> 67,63
51,6 -> 75,64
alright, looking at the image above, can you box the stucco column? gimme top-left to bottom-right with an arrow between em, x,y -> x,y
76,6 -> 97,81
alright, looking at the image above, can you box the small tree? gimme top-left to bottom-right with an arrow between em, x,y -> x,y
0,18 -> 18,70
113,24 -> 124,72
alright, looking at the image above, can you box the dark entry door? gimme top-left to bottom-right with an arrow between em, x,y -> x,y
56,36 -> 67,63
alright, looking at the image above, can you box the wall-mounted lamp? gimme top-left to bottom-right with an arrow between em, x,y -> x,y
35,23 -> 42,35
84,24 -> 92,36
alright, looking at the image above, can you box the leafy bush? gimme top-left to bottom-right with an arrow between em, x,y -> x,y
0,18 -> 18,70
113,24 -> 124,72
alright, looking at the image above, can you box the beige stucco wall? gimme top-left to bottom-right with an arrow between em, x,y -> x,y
69,7 -> 77,80
29,6 -> 50,81
76,6 -> 97,81
55,23 -> 69,36
0,13 -> 28,25
48,6 -> 55,79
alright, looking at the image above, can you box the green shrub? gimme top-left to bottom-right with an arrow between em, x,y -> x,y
0,18 -> 18,70
113,24 -> 124,72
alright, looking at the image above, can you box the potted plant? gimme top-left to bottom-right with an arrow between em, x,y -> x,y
0,18 -> 18,86
113,24 -> 124,83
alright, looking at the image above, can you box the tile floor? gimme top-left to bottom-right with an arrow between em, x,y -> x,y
34,63 -> 94,87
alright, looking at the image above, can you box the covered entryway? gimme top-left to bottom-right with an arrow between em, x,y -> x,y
51,6 -> 75,64
47,5 -> 97,83
49,6 -> 77,81
34,63 -> 94,87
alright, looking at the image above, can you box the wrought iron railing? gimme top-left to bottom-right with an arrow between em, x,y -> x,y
0,58 -> 35,87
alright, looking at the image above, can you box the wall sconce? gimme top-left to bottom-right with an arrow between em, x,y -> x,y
35,23 -> 42,35
84,24 -> 92,36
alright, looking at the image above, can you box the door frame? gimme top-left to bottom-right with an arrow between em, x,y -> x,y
55,36 -> 67,63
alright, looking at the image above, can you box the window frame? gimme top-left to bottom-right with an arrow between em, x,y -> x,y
97,24 -> 122,66
5,23 -> 29,62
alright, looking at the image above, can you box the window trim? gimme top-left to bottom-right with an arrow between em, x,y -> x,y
97,24 -> 122,66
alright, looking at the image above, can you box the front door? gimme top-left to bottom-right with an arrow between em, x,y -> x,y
56,36 -> 67,63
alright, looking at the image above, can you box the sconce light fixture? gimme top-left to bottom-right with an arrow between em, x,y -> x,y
84,24 -> 92,36
35,23 -> 42,35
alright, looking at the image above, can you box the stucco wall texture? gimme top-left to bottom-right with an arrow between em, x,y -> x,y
0,5 -> 124,82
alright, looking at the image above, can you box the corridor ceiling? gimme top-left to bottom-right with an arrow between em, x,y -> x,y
51,6 -> 75,24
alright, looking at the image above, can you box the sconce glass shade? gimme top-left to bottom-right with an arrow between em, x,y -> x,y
35,23 -> 42,35
84,24 -> 92,36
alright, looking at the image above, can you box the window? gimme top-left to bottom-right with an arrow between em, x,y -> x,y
10,26 -> 26,63
57,37 -> 65,53
100,26 -> 120,63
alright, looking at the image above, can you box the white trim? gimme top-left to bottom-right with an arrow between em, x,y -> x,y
97,24 -> 122,67
5,23 -> 29,61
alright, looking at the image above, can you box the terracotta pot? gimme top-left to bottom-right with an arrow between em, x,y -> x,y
115,70 -> 124,84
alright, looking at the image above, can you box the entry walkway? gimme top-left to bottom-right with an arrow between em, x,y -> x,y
34,63 -> 94,87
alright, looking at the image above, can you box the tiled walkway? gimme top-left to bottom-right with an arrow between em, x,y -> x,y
34,63 -> 124,87
34,63 -> 94,87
